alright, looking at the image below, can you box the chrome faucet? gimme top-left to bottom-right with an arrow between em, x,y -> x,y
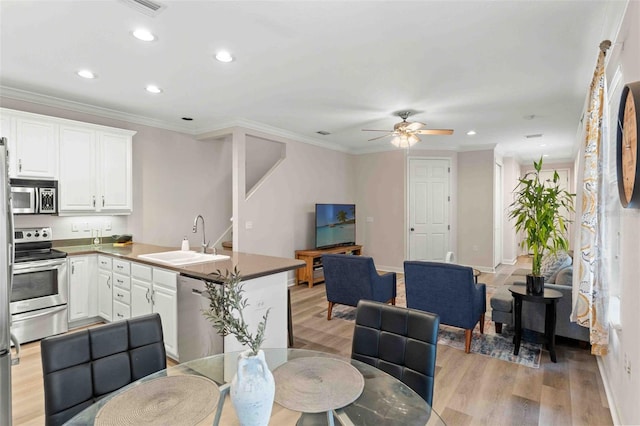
192,215 -> 209,253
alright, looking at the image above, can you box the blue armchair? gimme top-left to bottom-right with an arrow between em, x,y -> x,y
404,261 -> 486,353
322,254 -> 396,320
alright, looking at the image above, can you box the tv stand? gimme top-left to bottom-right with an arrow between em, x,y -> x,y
295,245 -> 363,288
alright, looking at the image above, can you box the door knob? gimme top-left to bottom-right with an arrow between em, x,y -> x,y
410,227 -> 415,231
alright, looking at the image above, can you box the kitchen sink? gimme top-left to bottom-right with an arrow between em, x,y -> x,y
138,250 -> 230,266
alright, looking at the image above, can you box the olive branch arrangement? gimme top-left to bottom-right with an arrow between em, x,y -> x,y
202,267 -> 270,356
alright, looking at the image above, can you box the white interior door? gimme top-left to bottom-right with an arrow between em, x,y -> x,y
408,158 -> 450,261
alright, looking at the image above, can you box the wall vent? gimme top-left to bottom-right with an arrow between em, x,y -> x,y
119,0 -> 166,17
525,133 -> 543,139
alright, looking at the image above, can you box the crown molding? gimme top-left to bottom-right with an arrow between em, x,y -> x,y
195,117 -> 351,153
0,86 -> 195,133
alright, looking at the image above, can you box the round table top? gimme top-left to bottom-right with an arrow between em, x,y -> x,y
67,348 -> 444,426
509,284 -> 563,300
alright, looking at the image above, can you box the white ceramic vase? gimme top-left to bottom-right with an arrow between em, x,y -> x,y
230,349 -> 275,426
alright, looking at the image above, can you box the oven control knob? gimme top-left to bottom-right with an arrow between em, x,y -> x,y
26,233 -> 31,237
43,233 -> 48,238
34,233 -> 40,237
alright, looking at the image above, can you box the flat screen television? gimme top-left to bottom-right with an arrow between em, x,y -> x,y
315,203 -> 356,249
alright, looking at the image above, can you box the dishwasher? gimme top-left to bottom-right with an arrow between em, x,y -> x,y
177,275 -> 224,363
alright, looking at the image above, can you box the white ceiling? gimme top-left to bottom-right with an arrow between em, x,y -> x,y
0,1 -> 628,162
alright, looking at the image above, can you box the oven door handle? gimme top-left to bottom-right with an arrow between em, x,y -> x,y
13,260 -> 66,274
12,305 -> 67,322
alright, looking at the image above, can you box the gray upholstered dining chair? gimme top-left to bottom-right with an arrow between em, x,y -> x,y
40,313 -> 166,426
351,299 -> 440,405
404,261 -> 486,354
322,254 -> 396,320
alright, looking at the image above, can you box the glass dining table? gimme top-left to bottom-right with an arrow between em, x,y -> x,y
66,348 -> 445,426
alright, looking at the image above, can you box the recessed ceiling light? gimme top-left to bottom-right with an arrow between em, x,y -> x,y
133,28 -> 156,42
540,144 -> 547,147
466,130 -> 476,136
77,69 -> 96,79
145,85 -> 162,94
215,51 -> 234,63
543,154 -> 549,157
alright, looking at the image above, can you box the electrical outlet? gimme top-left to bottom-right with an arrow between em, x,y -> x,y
366,217 -> 374,223
472,245 -> 479,251
245,221 -> 253,230
72,223 -> 79,232
104,221 -> 112,231
82,222 -> 90,232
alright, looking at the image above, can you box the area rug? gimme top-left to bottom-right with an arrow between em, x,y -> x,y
325,304 -> 541,368
438,323 -> 541,368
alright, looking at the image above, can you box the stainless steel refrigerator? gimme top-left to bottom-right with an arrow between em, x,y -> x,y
1,137 -> 15,425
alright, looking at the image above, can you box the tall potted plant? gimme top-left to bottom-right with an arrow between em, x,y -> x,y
203,267 -> 273,426
509,158 -> 575,294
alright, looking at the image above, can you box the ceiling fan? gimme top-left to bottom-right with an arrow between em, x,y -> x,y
363,111 -> 454,148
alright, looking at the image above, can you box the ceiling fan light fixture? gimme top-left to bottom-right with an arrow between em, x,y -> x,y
391,133 -> 419,148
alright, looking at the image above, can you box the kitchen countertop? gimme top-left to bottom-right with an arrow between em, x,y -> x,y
57,243 -> 305,282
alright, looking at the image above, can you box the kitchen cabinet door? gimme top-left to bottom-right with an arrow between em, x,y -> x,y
99,132 -> 132,212
153,284 -> 177,359
68,256 -> 90,321
131,278 -> 152,317
59,125 -> 97,211
13,116 -> 57,179
97,268 -> 113,322
152,269 -> 178,359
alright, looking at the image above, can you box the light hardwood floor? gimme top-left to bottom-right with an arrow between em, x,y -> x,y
10,258 -> 611,425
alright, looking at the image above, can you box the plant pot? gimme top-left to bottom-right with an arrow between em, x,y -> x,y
526,274 -> 545,295
231,349 -> 275,426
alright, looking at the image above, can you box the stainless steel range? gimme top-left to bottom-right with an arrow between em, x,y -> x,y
11,227 -> 68,344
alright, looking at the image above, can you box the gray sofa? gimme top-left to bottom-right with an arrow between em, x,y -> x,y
490,263 -> 590,343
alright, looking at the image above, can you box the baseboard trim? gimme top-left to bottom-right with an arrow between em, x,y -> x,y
596,355 -> 622,425
377,265 -> 403,274
502,257 -> 517,265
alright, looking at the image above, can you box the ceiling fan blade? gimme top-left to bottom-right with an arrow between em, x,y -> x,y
362,129 -> 393,132
406,122 -> 425,132
368,134 -> 393,142
416,129 -> 454,135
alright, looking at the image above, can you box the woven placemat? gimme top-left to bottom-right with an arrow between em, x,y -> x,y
273,357 -> 364,413
95,375 -> 219,426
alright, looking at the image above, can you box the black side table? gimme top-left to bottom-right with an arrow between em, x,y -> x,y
509,285 -> 563,363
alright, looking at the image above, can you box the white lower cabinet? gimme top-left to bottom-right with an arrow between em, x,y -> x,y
69,254 -> 178,358
129,262 -> 178,359
68,255 -> 97,322
97,256 -> 113,321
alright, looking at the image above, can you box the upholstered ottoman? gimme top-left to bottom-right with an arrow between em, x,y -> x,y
490,285 -> 513,333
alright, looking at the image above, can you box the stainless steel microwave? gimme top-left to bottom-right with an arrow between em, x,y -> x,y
10,179 -> 58,214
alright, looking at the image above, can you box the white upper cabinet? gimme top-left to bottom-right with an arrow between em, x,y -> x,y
0,109 -> 58,179
59,125 -> 97,211
99,132 -> 132,212
58,125 -> 134,214
1,108 -> 136,214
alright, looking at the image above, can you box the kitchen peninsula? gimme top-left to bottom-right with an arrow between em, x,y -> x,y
57,242 -> 304,361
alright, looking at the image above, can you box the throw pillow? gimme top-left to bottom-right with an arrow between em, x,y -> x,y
541,251 -> 572,283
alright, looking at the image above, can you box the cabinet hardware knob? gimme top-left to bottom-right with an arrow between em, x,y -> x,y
18,159 -> 22,172
102,196 -> 105,207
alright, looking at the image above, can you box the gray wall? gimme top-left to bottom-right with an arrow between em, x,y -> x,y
456,150 -> 494,269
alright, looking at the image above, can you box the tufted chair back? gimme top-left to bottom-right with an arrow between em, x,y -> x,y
351,299 -> 439,405
41,313 -> 166,426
